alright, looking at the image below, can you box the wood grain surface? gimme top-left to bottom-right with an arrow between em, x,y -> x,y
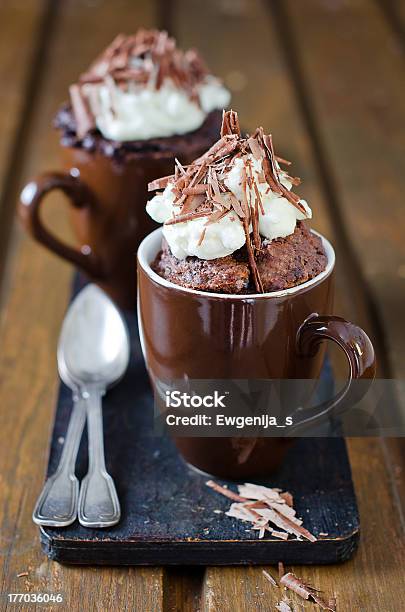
0,0 -> 404,610
0,0 -> 55,290
280,0 -> 405,380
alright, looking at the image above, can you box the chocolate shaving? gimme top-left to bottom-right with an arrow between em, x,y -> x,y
253,181 -> 265,215
197,227 -> 207,246
181,194 -> 206,215
228,110 -> 241,135
247,136 -> 264,160
275,155 -> 291,166
205,209 -> 229,225
280,573 -> 336,611
194,135 -> 238,165
262,570 -> 278,587
206,480 -> 247,503
165,211 -> 209,225
271,530 -> 289,541
207,480 -> 316,543
175,158 -> 187,176
148,175 -> 174,191
262,157 -> 282,195
279,183 -> 307,215
69,85 -> 95,139
183,184 -> 207,195
280,492 -> 294,507
287,175 -> 301,187
253,506 -> 315,541
240,166 -> 263,292
216,192 -> 232,211
221,109 -> 241,137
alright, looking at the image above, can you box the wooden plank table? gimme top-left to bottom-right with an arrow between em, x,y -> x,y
0,0 -> 404,610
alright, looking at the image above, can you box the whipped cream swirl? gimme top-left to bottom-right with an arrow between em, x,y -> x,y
84,76 -> 230,141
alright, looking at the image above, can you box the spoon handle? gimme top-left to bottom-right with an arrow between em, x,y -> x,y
78,387 -> 120,528
33,397 -> 86,527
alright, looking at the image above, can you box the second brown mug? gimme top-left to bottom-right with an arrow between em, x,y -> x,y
18,145 -> 208,310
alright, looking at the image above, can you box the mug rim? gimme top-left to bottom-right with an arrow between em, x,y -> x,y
137,227 -> 335,300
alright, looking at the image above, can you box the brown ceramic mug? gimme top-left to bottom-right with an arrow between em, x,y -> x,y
18,145 -> 210,310
137,228 -> 376,479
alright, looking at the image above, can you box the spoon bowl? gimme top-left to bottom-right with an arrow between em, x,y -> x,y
58,284 -> 130,389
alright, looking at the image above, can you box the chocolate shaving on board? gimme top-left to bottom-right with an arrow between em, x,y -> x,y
280,492 -> 294,507
206,480 -> 316,542
271,530 -> 289,541
205,480 -> 247,503
280,573 -> 337,611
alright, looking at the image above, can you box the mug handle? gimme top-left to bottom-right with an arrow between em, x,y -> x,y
289,313 -> 376,434
19,172 -> 104,279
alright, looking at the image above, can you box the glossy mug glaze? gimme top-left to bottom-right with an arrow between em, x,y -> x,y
18,143 -> 210,310
137,228 -> 376,479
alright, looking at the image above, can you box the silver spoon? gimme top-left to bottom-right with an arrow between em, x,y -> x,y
59,284 -> 129,528
33,284 -> 129,529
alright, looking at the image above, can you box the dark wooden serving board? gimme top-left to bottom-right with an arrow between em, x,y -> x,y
40,279 -> 359,565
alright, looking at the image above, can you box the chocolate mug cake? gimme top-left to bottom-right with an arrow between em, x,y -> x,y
147,110 -> 326,294
138,111 -> 375,479
19,30 -> 230,309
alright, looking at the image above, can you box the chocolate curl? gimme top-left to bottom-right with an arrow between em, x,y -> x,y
262,570 -> 278,588
181,194 -> 205,215
280,492 -> 294,507
221,110 -> 241,137
197,227 -> 207,246
69,85 -> 95,139
240,166 -> 263,293
275,154 -> 291,166
206,480 -> 248,503
280,573 -> 336,611
148,174 -> 175,191
165,210 -> 209,225
247,136 -> 264,160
